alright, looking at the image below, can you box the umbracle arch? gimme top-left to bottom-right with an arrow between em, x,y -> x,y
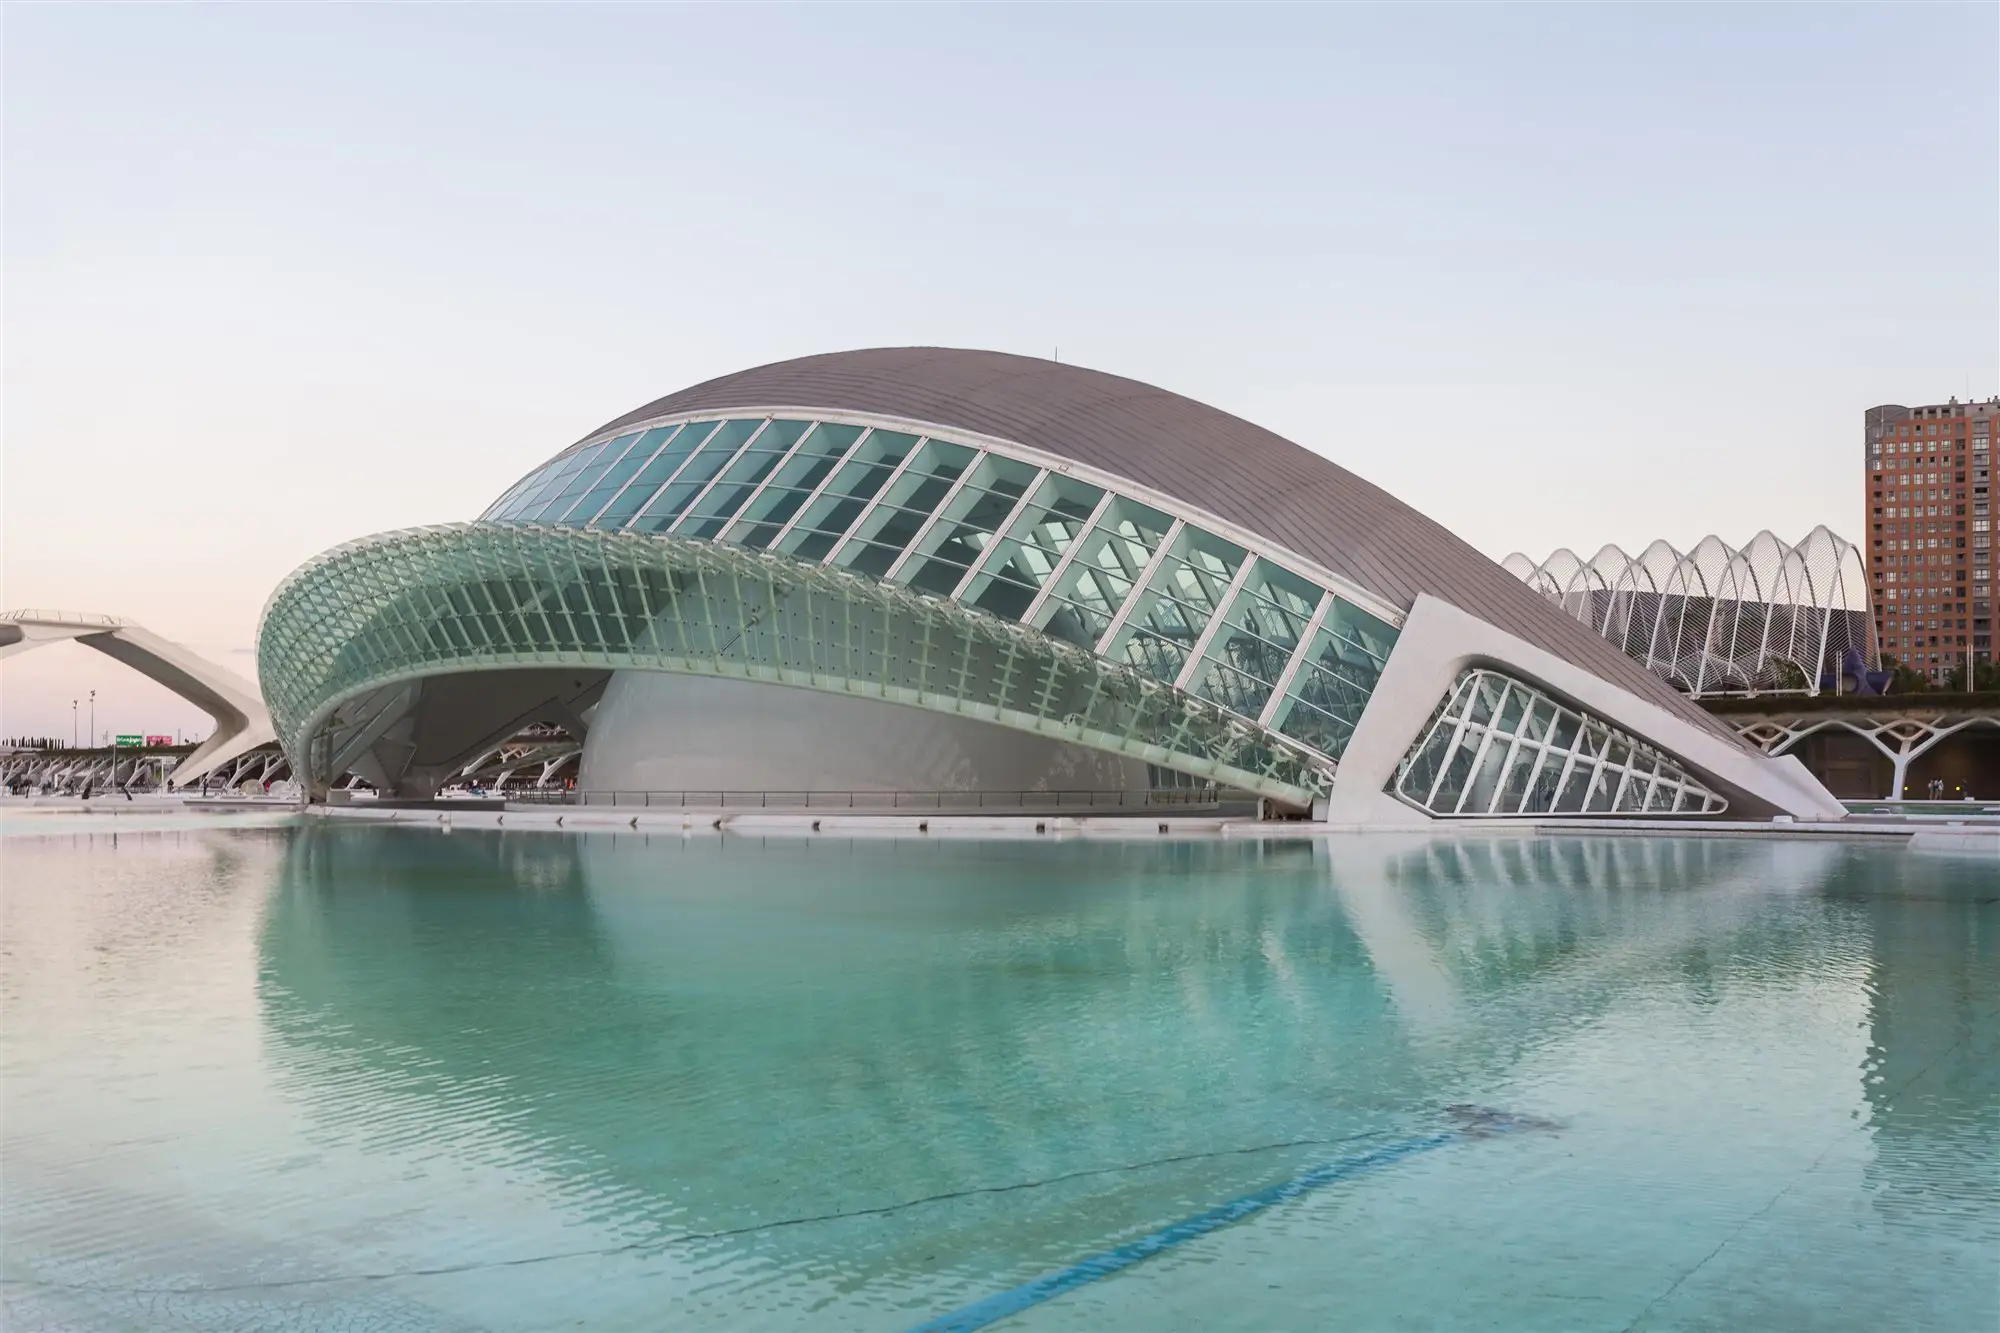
1507,528 -> 1881,698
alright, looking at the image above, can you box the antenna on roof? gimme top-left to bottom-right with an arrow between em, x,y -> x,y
1054,346 -> 1059,363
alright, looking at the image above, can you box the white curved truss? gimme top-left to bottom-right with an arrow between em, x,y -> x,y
1503,527 -> 1877,697
0,609 -> 275,787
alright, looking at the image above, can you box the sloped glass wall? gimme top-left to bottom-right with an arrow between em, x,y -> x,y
1395,669 -> 1727,817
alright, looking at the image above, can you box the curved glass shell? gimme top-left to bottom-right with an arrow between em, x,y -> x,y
479,411 -> 1403,765
256,524 -> 1337,805
1395,669 -> 1727,818
1504,527 -> 1876,696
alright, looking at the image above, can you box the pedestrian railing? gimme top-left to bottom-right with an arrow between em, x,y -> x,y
502,787 -> 1224,811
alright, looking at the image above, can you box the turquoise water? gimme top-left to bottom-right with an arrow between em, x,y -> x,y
3,814 -> 1995,1331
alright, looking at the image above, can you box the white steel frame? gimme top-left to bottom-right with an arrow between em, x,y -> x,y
1394,669 -> 1727,818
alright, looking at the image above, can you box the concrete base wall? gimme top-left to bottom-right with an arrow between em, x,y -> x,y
580,671 -> 1152,795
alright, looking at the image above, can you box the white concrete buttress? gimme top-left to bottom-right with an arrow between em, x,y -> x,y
0,610 -> 275,787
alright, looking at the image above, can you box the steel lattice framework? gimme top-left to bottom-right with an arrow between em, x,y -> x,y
256,524 -> 1337,805
1395,668 -> 1727,817
1502,526 -> 1876,697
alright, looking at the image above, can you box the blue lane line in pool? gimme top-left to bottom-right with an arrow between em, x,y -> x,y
900,1128 -> 1464,1333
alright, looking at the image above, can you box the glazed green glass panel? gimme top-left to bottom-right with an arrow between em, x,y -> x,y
554,433 -> 655,524
745,419 -> 811,454
868,440 -> 976,519
725,423 -> 865,548
256,524 -> 1335,805
1027,499 -> 1172,653
1100,529 -> 1243,683
516,441 -> 612,521
673,422 -> 799,540
1187,560 -> 1322,717
629,419 -> 764,533
776,430 -> 919,561
1266,596 -> 1399,761
587,424 -> 697,526
958,477 -> 1108,625
891,454 -> 1046,596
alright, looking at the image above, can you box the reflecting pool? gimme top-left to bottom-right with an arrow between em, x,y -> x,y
3,815 -> 1995,1331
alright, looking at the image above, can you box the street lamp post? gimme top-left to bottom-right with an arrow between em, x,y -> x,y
90,690 -> 96,750
72,699 -> 78,749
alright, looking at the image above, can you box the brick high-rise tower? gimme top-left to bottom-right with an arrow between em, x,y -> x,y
1865,397 -> 1996,683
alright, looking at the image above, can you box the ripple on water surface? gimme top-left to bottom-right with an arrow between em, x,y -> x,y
3,815 -> 1995,1331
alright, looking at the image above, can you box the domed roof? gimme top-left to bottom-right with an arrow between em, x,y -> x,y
584,347 -> 1729,738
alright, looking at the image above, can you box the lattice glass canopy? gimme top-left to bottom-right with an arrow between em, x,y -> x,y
477,412 -> 1403,766
1394,668 -> 1728,818
256,524 -> 1341,805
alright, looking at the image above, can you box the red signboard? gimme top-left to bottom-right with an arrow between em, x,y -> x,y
145,734 -> 174,747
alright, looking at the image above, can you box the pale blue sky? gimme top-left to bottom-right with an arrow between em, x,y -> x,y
4,3 -> 1994,740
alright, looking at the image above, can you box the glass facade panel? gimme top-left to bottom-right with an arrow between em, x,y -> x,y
1394,668 -> 1726,818
958,475 -> 1110,622
553,432 -> 653,525
673,420 -> 804,540
1008,497 -> 1170,652
726,422 -> 864,548
892,453 -> 1044,596
1187,559 -> 1323,718
832,440 -> 973,568
630,419 -> 762,534
1267,597 -> 1400,761
873,440 -> 978,516
1102,527 -> 1246,682
775,430 -> 920,562
745,418 -> 812,454
515,439 -> 615,521
587,425 -> 693,528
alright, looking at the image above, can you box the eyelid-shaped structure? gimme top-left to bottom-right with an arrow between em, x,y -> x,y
256,347 -> 1844,821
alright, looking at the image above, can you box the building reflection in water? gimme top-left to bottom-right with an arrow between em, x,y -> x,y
258,823 -> 1993,1292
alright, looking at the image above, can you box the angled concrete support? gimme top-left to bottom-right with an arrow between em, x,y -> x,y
0,610 -> 275,787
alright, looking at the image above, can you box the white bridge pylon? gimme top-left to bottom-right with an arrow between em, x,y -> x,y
0,609 -> 275,787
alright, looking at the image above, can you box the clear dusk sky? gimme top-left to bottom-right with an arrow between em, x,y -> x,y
3,3 -> 1995,743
